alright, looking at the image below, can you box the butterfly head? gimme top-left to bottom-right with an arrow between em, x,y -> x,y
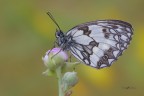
55,29 -> 64,38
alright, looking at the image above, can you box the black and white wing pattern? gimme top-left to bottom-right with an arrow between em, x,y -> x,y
66,20 -> 133,69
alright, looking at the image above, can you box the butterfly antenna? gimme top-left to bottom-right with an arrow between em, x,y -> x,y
47,12 -> 61,31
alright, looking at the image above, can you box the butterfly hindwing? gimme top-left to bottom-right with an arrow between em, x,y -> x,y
66,20 -> 133,69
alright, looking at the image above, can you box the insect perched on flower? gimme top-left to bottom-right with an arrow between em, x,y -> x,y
47,12 -> 133,69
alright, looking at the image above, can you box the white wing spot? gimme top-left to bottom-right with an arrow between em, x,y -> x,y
117,25 -> 124,29
127,33 -> 131,38
113,50 -> 120,57
88,25 -> 103,34
98,43 -> 110,51
124,43 -> 127,47
90,54 -> 99,67
121,35 -> 128,41
93,47 -> 104,57
100,64 -> 107,68
73,30 -> 83,37
116,43 -> 120,49
90,63 -> 97,67
116,29 -> 123,33
126,28 -> 131,32
84,60 -> 89,65
114,35 -> 119,41
73,35 -> 93,45
110,29 -> 116,34
97,22 -> 108,26
89,32 -> 105,38
108,59 -> 115,64
121,47 -> 125,50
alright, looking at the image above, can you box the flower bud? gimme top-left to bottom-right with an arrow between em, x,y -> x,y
62,72 -> 78,91
42,48 -> 68,70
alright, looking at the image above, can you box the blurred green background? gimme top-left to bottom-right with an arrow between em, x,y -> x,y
0,0 -> 144,96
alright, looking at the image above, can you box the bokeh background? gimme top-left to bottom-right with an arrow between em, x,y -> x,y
0,0 -> 144,96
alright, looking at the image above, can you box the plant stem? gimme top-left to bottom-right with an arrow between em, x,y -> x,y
56,66 -> 64,96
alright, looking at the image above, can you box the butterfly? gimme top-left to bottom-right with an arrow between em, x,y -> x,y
48,12 -> 133,69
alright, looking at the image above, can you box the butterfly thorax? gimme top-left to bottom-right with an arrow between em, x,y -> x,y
56,30 -> 72,50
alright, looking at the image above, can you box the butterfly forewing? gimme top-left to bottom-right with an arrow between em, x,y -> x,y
66,20 -> 133,69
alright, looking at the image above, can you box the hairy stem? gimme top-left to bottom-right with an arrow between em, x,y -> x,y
56,66 -> 64,96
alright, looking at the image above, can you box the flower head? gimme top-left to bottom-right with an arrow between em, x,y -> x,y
46,48 -> 68,61
42,48 -> 68,72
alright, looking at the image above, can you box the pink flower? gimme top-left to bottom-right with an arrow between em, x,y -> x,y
42,48 -> 68,69
46,48 -> 68,61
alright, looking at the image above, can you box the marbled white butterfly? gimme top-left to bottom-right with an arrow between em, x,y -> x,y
48,12 -> 133,69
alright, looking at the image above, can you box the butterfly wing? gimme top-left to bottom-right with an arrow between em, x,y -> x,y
66,20 -> 133,69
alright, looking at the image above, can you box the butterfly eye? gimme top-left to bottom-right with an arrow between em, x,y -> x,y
56,32 -> 60,36
55,31 -> 61,38
56,31 -> 64,38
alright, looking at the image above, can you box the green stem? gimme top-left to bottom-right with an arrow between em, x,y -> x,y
56,66 -> 64,96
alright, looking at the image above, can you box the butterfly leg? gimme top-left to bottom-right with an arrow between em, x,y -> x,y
51,48 -> 62,59
48,41 -> 58,55
69,55 -> 72,62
